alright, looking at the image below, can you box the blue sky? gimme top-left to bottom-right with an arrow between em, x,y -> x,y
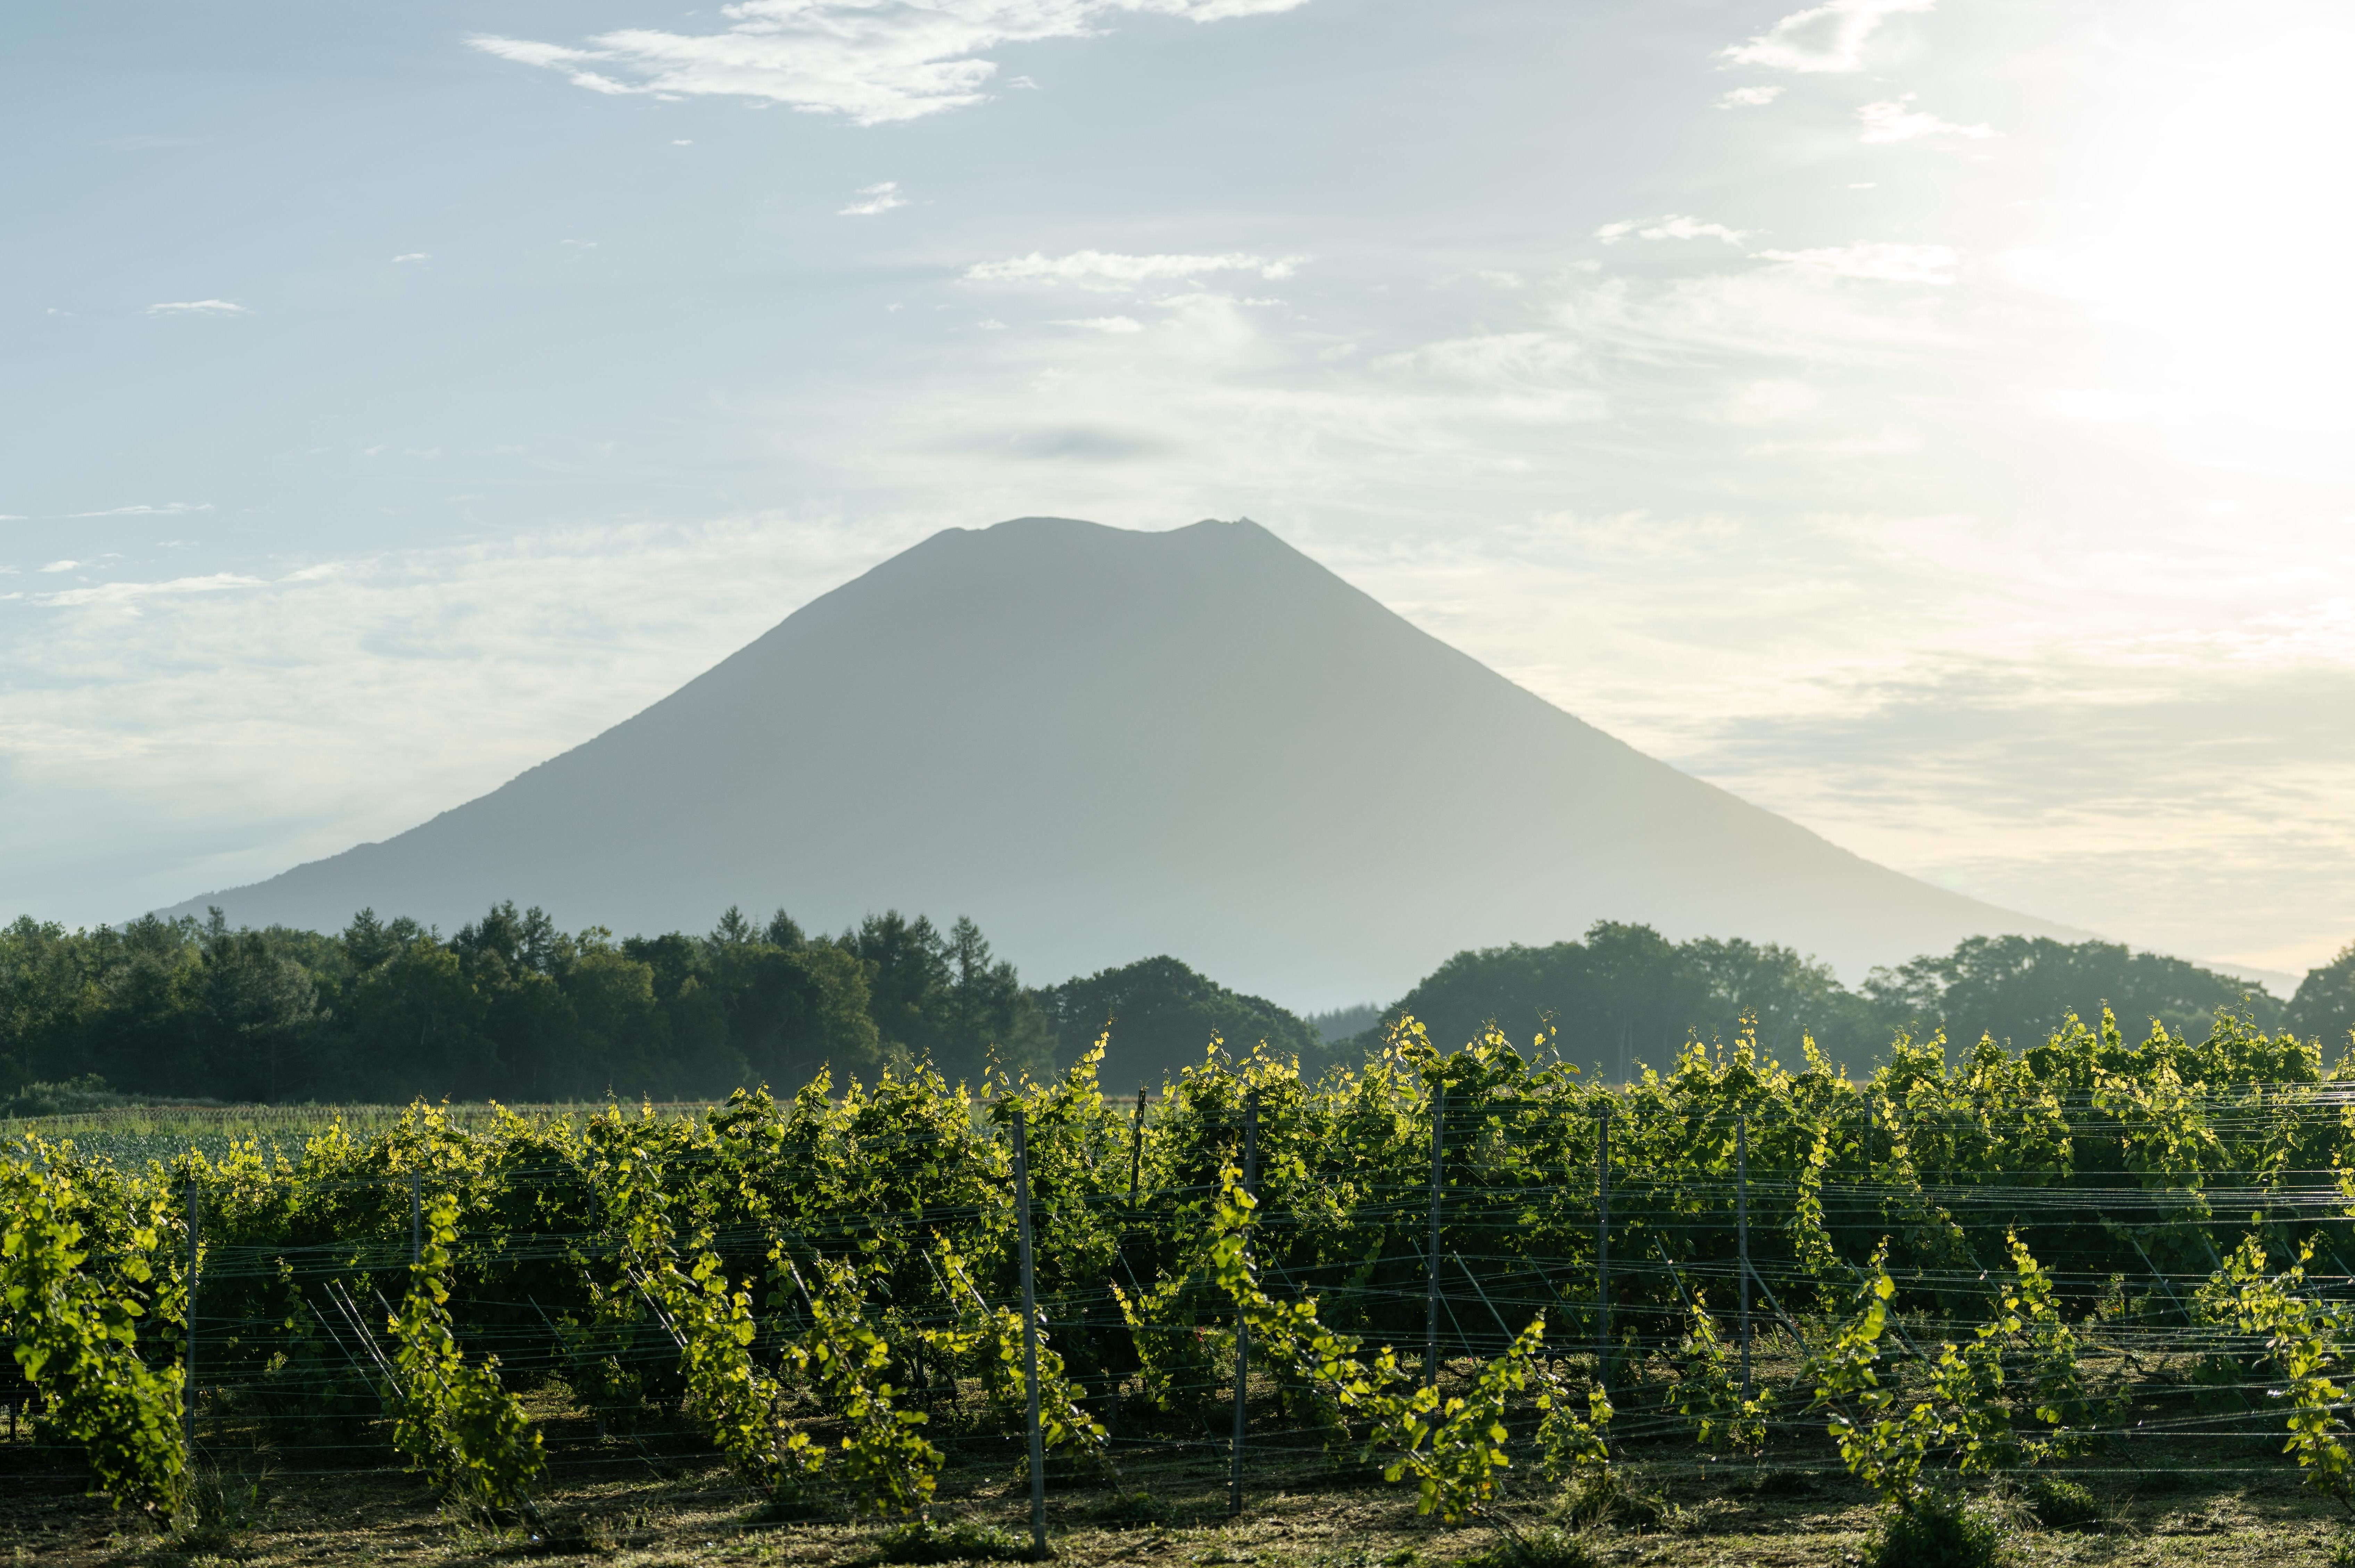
8,0 -> 2355,980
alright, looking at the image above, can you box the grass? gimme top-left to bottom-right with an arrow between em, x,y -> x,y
1863,1493 -> 2007,1568
7,1434 -> 2352,1568
2021,1476 -> 2107,1533
0,1100 -> 716,1167
864,1520 -> 1033,1563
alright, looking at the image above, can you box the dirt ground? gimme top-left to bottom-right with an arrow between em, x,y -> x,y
8,1421 -> 2354,1568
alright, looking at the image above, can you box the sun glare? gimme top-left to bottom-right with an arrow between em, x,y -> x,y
2028,4 -> 2355,480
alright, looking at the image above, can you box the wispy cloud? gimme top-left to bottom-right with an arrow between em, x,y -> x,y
391,252 -> 431,264
1054,315 -> 1145,333
67,501 -> 215,518
1755,242 -> 1960,284
1595,215 -> 1751,247
1719,0 -> 1934,74
1857,97 -> 1997,143
0,515 -> 899,923
145,300 -> 249,316
838,181 -> 906,216
40,561 -> 79,573
32,573 -> 266,609
1716,85 -> 1784,108
470,0 -> 1309,127
965,250 -> 1303,286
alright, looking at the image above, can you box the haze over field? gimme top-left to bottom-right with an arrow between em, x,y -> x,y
7,2 -> 2355,982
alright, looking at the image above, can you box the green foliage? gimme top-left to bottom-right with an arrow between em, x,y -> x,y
780,1254 -> 947,1516
1466,1523 -> 1598,1568
924,1238 -> 1108,1469
1375,921 -> 1880,1072
0,902 -> 1026,1105
1811,1238 -> 2070,1515
1868,933 -> 2280,1054
388,1189 -> 546,1524
1863,1490 -> 2007,1568
1202,1163 -> 1605,1524
0,1143 -> 186,1522
867,1518 -> 1033,1564
2020,1476 -> 2103,1532
2203,1234 -> 2355,1510
1035,954 -> 1324,1086
2290,942 -> 2355,1063
1673,1290 -> 1772,1457
24,974 -> 2355,1548
2,1075 -> 128,1118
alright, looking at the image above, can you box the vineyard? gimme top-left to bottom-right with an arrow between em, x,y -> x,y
7,1011 -> 2355,1566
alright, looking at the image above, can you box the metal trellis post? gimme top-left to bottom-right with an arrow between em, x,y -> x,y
1012,1107 -> 1047,1558
1597,1105 -> 1611,1395
1426,1086 -> 1445,1388
1230,1087 -> 1259,1516
1737,1112 -> 1751,1403
409,1168 -> 422,1268
184,1180 -> 200,1450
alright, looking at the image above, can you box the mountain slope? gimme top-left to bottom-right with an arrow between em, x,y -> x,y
165,517 -> 2078,1002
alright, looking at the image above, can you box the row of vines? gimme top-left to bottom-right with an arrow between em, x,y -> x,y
9,1009 -> 2355,1546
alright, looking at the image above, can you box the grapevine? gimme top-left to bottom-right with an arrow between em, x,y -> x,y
387,1188 -> 546,1525
0,1142 -> 186,1523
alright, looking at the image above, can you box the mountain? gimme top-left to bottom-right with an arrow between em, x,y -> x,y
163,517 -> 2079,1003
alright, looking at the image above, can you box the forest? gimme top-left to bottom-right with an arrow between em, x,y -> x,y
3,899 -> 2354,1111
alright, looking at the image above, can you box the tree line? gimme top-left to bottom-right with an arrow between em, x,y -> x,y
1361,921 -> 2355,1079
4,900 -> 2354,1110
0,903 -> 1318,1109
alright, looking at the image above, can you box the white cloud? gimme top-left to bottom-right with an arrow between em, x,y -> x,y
67,501 -> 215,518
964,250 -> 1303,286
839,180 -> 907,215
0,515 -> 903,924
1594,215 -> 1751,247
470,0 -> 1310,127
1716,85 -> 1784,108
1857,96 -> 1996,143
392,252 -> 431,264
40,560 -> 79,573
1054,315 -> 1145,332
33,573 -> 264,609
1755,242 -> 1960,284
145,300 -> 249,316
1719,0 -> 1933,74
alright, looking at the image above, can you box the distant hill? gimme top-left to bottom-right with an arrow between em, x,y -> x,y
163,517 -> 2083,1004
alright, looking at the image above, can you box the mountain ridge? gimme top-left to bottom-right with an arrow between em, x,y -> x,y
163,516 -> 2086,1003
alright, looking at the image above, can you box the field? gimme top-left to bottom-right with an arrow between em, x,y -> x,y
8,1015 -> 2355,1566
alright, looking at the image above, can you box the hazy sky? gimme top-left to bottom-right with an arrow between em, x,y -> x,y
7,0 -> 2353,982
